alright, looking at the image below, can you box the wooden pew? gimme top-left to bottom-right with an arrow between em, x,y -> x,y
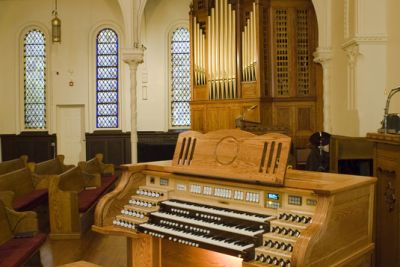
33,154 -> 74,176
0,195 -> 47,267
0,166 -> 50,211
78,153 -> 115,176
0,155 -> 28,175
49,166 -> 117,239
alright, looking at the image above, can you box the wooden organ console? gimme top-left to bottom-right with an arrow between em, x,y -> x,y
93,129 -> 376,267
189,0 -> 323,148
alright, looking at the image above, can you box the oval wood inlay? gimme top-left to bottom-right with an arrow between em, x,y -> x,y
215,136 -> 238,165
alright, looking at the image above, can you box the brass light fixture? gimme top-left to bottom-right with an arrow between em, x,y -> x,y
51,0 -> 61,43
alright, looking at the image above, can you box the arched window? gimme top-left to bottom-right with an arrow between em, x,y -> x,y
169,27 -> 190,128
24,29 -> 46,129
96,28 -> 119,128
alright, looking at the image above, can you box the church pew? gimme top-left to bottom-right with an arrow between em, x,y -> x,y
49,166 -> 117,239
0,196 -> 47,267
32,154 -> 74,176
0,155 -> 28,175
78,153 -> 115,176
0,166 -> 50,211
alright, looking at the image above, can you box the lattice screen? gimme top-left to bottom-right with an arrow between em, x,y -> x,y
96,29 -> 119,128
275,9 -> 289,96
24,30 -> 46,129
296,9 -> 310,96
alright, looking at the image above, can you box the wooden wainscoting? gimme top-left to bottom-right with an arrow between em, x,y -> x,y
1,132 -> 56,162
137,131 -> 180,163
85,131 -> 131,167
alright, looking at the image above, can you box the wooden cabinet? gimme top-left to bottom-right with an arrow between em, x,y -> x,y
367,133 -> 400,267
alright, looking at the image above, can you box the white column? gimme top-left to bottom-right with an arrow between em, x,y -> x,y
123,47 -> 145,163
313,47 -> 333,133
343,42 -> 360,110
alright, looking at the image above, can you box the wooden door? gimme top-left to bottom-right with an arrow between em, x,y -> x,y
56,105 -> 85,165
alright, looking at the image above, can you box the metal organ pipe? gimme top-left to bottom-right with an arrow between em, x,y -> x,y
193,17 -> 206,86
241,3 -> 257,82
204,0 -> 236,100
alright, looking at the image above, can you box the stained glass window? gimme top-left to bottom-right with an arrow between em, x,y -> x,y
24,30 -> 46,129
96,29 -> 119,128
170,27 -> 190,127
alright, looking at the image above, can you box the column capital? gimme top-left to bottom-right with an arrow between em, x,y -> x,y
313,47 -> 333,66
122,46 -> 146,66
343,43 -> 360,67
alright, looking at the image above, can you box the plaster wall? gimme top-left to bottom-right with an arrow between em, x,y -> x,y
0,0 -> 126,134
137,0 -> 191,131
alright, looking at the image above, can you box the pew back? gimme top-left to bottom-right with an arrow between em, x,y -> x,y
0,155 -> 28,175
78,154 -> 114,176
0,168 -> 35,198
34,155 -> 74,175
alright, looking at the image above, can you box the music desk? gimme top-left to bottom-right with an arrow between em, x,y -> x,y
367,133 -> 400,267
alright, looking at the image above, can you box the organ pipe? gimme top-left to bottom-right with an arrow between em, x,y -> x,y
204,0 -> 237,100
193,17 -> 206,86
193,0 -> 257,99
242,3 -> 257,82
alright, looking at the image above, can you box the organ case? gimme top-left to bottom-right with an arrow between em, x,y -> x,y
93,129 -> 375,267
189,0 -> 322,148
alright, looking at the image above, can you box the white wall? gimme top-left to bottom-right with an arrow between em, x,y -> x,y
0,0 -> 126,134
327,0 -> 389,136
387,0 -> 400,113
137,0 -> 191,131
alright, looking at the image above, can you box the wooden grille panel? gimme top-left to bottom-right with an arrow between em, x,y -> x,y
274,9 -> 289,96
296,9 -> 310,96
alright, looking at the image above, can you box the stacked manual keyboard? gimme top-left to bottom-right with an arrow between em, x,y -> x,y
113,186 -> 273,261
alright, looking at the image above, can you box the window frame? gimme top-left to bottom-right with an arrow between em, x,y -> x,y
19,25 -> 51,133
167,25 -> 191,130
95,28 -> 120,129
89,23 -> 123,132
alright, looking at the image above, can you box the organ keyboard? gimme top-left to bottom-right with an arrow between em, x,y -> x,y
92,129 -> 376,267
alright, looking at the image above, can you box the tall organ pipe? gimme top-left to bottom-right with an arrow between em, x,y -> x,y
241,3 -> 257,82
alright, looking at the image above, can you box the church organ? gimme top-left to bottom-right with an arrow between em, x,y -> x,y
189,0 -> 322,148
93,129 -> 375,267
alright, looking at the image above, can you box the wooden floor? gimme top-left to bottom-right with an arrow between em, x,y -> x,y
40,230 -> 127,267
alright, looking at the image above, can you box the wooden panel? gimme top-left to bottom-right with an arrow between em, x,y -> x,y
273,106 -> 293,134
367,133 -> 400,267
85,131 -> 131,166
190,105 -> 205,132
137,131 -> 179,163
192,85 -> 208,100
206,106 -> 231,131
241,81 -> 259,98
272,101 -> 317,148
1,132 -> 56,162
161,239 -> 242,267
297,107 -> 311,131
329,135 -> 373,174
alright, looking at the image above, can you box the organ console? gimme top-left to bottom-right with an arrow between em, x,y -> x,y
93,129 -> 376,267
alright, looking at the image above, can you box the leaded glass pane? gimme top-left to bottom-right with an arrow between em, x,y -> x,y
24,29 -> 46,129
170,27 -> 190,127
96,29 -> 119,128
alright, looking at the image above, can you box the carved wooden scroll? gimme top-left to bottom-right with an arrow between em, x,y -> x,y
171,129 -> 291,185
